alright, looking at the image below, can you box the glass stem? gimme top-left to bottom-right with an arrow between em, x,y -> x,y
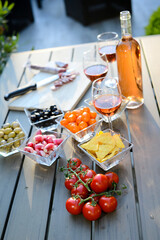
108,116 -> 113,130
109,62 -> 114,78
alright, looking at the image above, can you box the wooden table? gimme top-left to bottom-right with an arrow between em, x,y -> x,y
0,35 -> 160,240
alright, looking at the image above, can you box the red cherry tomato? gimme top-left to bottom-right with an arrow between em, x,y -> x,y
82,202 -> 101,221
66,197 -> 84,215
80,169 -> 96,183
71,183 -> 89,199
65,174 -> 78,190
89,193 -> 100,202
105,172 -> 119,189
67,158 -> 82,170
76,164 -> 90,174
90,174 -> 109,193
99,196 -> 117,213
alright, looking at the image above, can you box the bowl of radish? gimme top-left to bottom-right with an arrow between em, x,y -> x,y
18,129 -> 69,166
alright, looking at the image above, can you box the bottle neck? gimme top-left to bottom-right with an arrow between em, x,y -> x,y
120,11 -> 132,37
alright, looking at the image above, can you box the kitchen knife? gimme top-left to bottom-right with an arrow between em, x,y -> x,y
4,74 -> 59,101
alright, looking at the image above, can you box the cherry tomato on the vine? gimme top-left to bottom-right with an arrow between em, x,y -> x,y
71,183 -> 89,199
105,172 -> 119,189
90,174 -> 109,193
99,196 -> 117,213
82,202 -> 101,221
65,174 -> 78,190
80,169 -> 96,183
66,197 -> 84,215
89,193 -> 100,203
76,164 -> 90,174
67,158 -> 82,170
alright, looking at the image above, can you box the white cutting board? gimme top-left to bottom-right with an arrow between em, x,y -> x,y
8,62 -> 91,112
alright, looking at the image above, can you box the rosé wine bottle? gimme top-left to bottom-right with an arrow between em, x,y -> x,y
116,11 -> 144,109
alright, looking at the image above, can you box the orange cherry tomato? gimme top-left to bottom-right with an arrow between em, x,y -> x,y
76,115 -> 82,124
60,118 -> 69,127
79,121 -> 88,130
68,122 -> 80,133
67,113 -> 76,123
82,107 -> 90,113
90,111 -> 97,119
73,109 -> 83,117
88,118 -> 96,125
82,111 -> 90,122
64,111 -> 71,119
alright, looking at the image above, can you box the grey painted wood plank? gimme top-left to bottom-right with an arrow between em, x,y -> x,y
0,52 -> 30,125
127,36 -> 160,240
0,111 -> 31,237
94,114 -> 140,240
47,137 -> 92,240
4,159 -> 57,240
140,35 -> 160,110
47,45 -> 92,239
0,52 -> 31,236
140,38 -> 160,128
4,48 -> 75,240
3,50 -> 53,239
128,105 -> 160,240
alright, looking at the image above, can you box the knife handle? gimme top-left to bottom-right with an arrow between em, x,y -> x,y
4,83 -> 37,101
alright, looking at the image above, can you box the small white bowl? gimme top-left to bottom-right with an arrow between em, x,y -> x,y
0,120 -> 26,157
78,128 -> 133,171
18,129 -> 69,166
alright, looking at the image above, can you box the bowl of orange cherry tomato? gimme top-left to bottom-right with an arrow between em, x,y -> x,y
58,106 -> 102,142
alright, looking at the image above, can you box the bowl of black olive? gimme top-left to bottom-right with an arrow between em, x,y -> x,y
24,103 -> 64,131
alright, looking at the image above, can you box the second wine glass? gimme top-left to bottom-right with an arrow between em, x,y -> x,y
97,32 -> 119,77
92,77 -> 122,129
83,46 -> 108,82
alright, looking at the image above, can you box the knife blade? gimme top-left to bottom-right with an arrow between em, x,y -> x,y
4,74 -> 59,101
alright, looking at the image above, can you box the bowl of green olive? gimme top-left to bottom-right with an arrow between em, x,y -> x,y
0,120 -> 26,157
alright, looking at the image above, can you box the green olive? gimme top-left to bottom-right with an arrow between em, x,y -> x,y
3,123 -> 11,129
11,121 -> 20,129
4,135 -> 8,140
14,127 -> 22,134
4,128 -> 12,135
7,138 -> 14,143
7,138 -> 14,147
14,140 -> 20,147
0,131 -> 4,138
0,139 -> 6,145
17,131 -> 25,138
8,131 -> 16,138
0,138 -> 3,142
0,128 -> 4,133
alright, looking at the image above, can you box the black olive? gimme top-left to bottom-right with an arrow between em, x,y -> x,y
39,117 -> 44,121
50,105 -> 57,112
53,111 -> 61,116
44,111 -> 50,117
34,112 -> 41,119
43,115 -> 48,119
31,115 -> 37,122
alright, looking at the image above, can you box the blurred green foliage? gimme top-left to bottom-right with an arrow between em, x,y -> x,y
0,0 -> 19,75
145,7 -> 160,35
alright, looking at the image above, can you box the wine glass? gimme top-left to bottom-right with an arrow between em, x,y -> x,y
83,46 -> 108,82
97,32 -> 119,77
92,77 -> 122,129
